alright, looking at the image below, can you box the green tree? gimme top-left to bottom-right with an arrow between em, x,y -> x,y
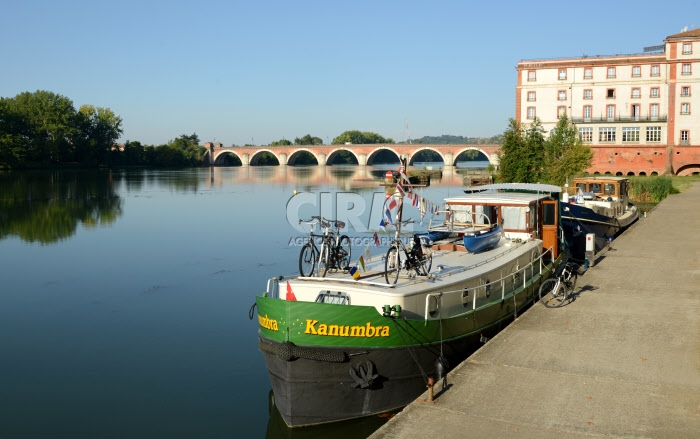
270,139 -> 293,146
122,140 -> 146,165
75,104 -> 124,165
497,118 -> 546,183
541,115 -> 593,186
294,134 -> 323,145
332,130 -> 394,144
0,99 -> 27,166
7,90 -> 78,163
168,133 -> 206,164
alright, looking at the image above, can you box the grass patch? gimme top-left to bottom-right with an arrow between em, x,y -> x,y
629,176 -> 677,203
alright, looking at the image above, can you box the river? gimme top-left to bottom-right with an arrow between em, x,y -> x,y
0,162 -> 487,438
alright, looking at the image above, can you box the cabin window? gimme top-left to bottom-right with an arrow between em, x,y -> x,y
589,183 -> 601,193
604,184 -> 615,195
542,203 -> 556,225
315,291 -> 350,305
576,183 -> 587,192
502,206 -> 526,230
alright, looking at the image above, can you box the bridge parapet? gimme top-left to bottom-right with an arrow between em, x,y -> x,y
210,144 -> 501,167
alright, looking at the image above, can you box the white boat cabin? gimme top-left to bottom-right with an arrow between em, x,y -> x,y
567,176 -> 637,220
441,188 -> 560,259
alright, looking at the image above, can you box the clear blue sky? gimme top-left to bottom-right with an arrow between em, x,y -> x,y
2,0 -> 696,146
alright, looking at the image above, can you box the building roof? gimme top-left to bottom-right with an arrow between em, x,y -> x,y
666,28 -> 700,39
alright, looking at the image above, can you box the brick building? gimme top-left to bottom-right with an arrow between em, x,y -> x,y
516,28 -> 700,175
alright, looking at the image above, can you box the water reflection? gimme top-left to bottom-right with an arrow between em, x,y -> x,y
200,163 -> 476,191
265,391 -> 397,439
0,164 -> 488,245
0,170 -> 122,244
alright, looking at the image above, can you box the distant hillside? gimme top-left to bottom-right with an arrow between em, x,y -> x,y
403,135 -> 503,145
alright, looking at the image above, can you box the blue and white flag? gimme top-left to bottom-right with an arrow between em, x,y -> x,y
379,208 -> 392,230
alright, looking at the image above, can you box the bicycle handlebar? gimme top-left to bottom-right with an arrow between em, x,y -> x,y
299,216 -> 344,229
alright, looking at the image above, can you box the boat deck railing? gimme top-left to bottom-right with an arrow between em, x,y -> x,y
265,237 -> 541,296
423,245 -> 556,321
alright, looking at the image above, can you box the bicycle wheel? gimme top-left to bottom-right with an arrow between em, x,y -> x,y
385,246 -> 401,284
318,242 -> 331,277
540,278 -> 566,308
566,273 -> 578,297
299,243 -> 316,277
337,235 -> 352,271
419,251 -> 432,275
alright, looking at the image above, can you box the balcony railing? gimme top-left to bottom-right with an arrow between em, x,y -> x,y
571,115 -> 667,124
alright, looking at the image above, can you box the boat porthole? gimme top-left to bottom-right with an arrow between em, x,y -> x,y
461,288 -> 470,308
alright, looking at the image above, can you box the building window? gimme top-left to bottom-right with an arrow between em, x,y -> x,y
527,107 -> 535,119
681,103 -> 691,114
650,104 -> 659,118
584,67 -> 593,79
680,130 -> 689,144
583,89 -> 592,99
607,105 -> 615,120
632,66 -> 641,77
607,67 -> 616,78
622,127 -> 640,142
558,69 -> 567,80
681,86 -> 691,97
599,127 -> 616,142
579,127 -> 593,143
683,43 -> 692,54
527,91 -> 536,102
631,88 -> 641,98
651,65 -> 660,77
528,70 -> 536,81
631,104 -> 640,120
606,88 -> 615,98
650,87 -> 659,98
646,126 -> 661,142
583,105 -> 592,119
558,106 -> 567,117
558,90 -> 567,101
682,63 -> 691,75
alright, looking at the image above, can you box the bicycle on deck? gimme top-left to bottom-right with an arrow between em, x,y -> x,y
384,219 -> 433,284
538,260 -> 583,307
298,216 -> 351,277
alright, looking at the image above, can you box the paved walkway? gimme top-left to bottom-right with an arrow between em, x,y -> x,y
371,183 -> 700,439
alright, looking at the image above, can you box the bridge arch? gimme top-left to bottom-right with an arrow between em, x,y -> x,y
676,164 -> 700,176
407,147 -> 445,166
213,150 -> 242,166
250,149 -> 280,166
366,147 -> 401,166
453,147 -> 493,167
287,148 -> 320,166
326,148 -> 359,165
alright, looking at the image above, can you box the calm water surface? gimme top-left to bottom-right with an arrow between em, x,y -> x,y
0,163 -> 484,438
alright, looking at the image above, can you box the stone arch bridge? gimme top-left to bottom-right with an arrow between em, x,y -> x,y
206,143 -> 499,167
205,142 -> 700,176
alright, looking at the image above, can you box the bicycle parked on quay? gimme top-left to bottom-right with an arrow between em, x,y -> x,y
384,219 -> 433,284
538,260 -> 584,307
298,216 -> 352,277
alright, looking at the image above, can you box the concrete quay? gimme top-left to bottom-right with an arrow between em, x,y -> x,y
371,183 -> 700,439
